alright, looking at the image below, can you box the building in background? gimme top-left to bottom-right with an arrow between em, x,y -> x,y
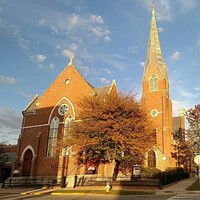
0,144 -> 17,183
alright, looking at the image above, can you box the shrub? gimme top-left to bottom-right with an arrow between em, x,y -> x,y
141,167 -> 161,178
158,167 -> 187,187
165,167 -> 184,174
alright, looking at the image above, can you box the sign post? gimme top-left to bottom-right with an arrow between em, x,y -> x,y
194,155 -> 200,184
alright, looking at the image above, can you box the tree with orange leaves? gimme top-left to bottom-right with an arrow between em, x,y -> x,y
64,92 -> 154,180
185,104 -> 200,155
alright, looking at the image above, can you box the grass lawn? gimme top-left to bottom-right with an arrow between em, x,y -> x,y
52,189 -> 155,195
186,180 -> 200,191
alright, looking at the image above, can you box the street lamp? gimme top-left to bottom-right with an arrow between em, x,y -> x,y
61,147 -> 71,188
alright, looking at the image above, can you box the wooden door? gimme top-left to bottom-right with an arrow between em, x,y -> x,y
23,149 -> 33,176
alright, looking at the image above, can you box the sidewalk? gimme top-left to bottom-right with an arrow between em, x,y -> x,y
0,186 -> 56,195
156,177 -> 199,195
0,177 -> 199,196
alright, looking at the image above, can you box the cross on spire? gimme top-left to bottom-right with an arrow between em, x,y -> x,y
152,1 -> 156,17
68,55 -> 74,65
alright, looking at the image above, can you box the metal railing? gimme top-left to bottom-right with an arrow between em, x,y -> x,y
4,176 -> 57,187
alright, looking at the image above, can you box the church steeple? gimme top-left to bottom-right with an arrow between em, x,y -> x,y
141,2 -> 174,171
143,2 -> 167,80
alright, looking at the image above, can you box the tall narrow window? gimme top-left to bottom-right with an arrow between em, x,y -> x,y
153,128 -> 157,144
47,117 -> 59,157
62,115 -> 74,156
64,115 -> 74,137
148,150 -> 156,167
149,74 -> 158,91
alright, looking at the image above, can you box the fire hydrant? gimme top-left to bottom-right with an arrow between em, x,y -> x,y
105,182 -> 111,192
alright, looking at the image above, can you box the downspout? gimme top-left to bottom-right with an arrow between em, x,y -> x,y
162,96 -> 165,154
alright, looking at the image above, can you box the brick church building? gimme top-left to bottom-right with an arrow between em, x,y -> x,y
12,3 -> 184,181
13,57 -> 117,181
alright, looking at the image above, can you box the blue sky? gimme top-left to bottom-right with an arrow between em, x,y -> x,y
0,0 -> 200,144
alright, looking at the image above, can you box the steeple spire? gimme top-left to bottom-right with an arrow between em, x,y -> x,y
152,1 -> 156,17
143,2 -> 167,79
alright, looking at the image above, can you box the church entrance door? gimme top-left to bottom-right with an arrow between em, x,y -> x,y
23,149 -> 33,176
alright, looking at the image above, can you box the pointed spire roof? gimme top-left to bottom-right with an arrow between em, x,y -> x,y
143,2 -> 167,79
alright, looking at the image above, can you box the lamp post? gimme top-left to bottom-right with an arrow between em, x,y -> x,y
61,147 -> 71,188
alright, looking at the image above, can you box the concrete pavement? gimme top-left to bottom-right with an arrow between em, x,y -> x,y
156,177 -> 199,195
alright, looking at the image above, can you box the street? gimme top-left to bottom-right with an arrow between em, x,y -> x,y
2,193 -> 200,200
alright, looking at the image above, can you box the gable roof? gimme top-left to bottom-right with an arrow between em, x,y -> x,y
23,57 -> 117,113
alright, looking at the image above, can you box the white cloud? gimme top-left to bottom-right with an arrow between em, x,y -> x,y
16,89 -> 35,101
143,0 -> 172,21
193,83 -> 200,91
1,19 -> 30,51
101,54 -> 130,71
104,36 -> 110,42
61,49 -> 73,58
89,26 -> 111,41
139,62 -> 145,68
172,99 -> 189,117
49,63 -> 55,70
179,89 -> 196,98
90,14 -> 104,24
70,43 -> 78,51
38,18 -> 46,26
178,0 -> 198,14
128,45 -> 139,54
0,75 -> 16,84
68,13 -> 80,29
50,25 -> 58,34
35,54 -> 47,63
35,10 -> 111,45
158,27 -> 164,32
100,77 -> 110,84
0,108 -> 22,144
100,68 -> 112,75
171,51 -> 181,61
90,26 -> 103,37
194,87 -> 200,91
156,0 -> 172,21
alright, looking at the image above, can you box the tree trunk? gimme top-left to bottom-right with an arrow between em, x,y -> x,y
112,160 -> 120,181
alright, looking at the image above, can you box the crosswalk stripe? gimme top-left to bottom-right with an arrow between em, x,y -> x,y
167,194 -> 200,200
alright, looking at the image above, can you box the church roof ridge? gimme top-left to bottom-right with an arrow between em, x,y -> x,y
94,79 -> 117,95
23,94 -> 38,113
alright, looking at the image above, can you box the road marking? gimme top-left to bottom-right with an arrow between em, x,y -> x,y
167,194 -> 200,200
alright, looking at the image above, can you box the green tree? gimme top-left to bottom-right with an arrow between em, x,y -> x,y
171,129 -> 192,172
0,142 -> 7,165
0,142 -> 8,181
185,104 -> 200,155
64,92 -> 154,180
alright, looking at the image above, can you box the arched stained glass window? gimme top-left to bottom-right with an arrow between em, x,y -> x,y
62,115 -> 74,157
149,74 -> 158,91
64,115 -> 74,137
47,117 -> 59,157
